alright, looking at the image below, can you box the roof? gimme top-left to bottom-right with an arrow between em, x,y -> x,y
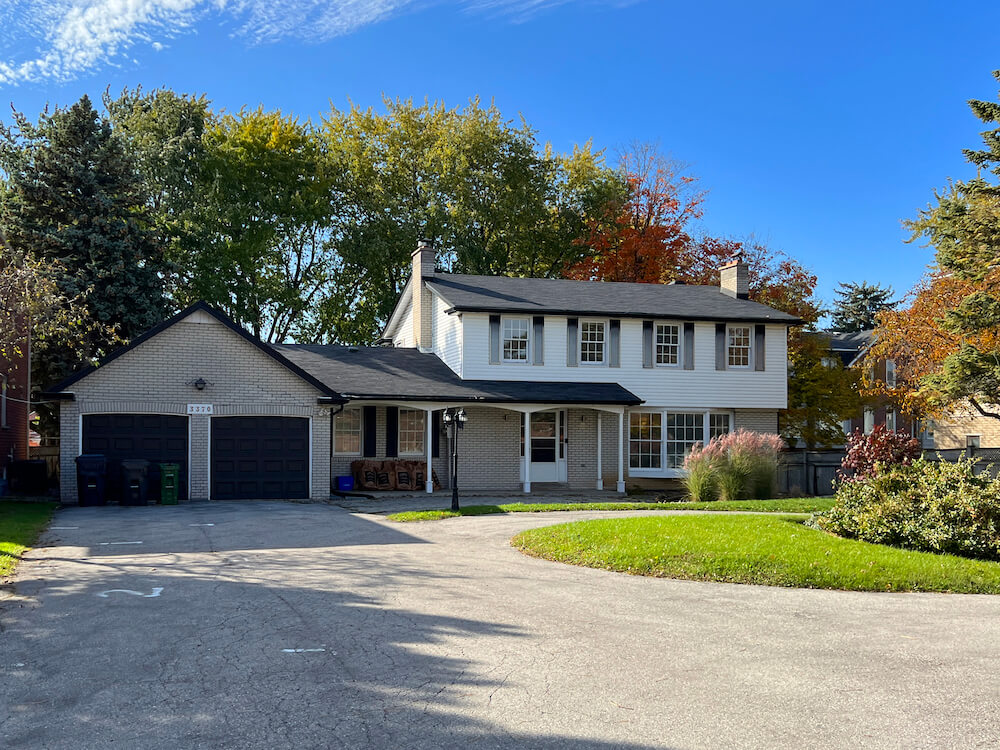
810,329 -> 874,367
43,302 -> 347,402
273,344 -> 643,405
421,273 -> 802,324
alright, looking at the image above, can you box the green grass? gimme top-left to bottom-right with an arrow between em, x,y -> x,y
511,514 -> 1000,593
0,500 -> 57,578
386,497 -> 834,522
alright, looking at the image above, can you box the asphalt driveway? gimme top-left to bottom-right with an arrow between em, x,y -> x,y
2,501 -> 1000,749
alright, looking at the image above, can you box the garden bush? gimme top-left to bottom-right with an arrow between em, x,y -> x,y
839,425 -> 921,483
816,457 -> 1000,560
682,430 -> 785,501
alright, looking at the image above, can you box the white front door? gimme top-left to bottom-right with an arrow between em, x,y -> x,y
523,411 -> 566,483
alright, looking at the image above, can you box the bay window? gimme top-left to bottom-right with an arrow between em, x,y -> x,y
628,410 -> 733,473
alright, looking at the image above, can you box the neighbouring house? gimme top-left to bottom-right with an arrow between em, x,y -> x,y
820,330 -> 924,443
44,244 -> 799,502
1,328 -> 31,484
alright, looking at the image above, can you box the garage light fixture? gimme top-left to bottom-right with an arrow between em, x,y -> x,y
185,377 -> 211,391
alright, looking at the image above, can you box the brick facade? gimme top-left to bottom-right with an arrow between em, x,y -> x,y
58,310 -> 332,502
1,338 -> 30,478
931,405 -> 1000,449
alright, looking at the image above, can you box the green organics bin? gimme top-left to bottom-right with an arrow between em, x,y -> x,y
160,463 -> 180,505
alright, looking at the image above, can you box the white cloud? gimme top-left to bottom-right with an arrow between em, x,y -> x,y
0,0 -> 619,86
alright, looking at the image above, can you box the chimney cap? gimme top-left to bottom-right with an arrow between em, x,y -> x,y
417,238 -> 434,249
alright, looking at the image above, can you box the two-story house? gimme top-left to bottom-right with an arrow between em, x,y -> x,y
45,242 -> 798,502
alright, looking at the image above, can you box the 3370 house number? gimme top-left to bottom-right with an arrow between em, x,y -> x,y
187,404 -> 214,415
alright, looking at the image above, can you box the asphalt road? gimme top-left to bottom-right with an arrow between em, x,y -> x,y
2,501 -> 999,749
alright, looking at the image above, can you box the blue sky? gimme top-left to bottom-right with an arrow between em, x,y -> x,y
2,0 -> 999,314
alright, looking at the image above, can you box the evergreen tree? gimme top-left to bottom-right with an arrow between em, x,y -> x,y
830,281 -> 897,332
0,95 -> 167,389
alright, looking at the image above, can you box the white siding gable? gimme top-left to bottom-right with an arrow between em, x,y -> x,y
431,292 -> 463,376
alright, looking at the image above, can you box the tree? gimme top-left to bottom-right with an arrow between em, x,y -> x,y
564,143 -> 704,283
780,334 -> 863,449
830,281 -> 897,332
0,95 -> 166,389
871,70 -> 1000,420
316,98 -> 618,343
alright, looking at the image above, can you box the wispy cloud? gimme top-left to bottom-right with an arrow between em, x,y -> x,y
0,0 -> 621,86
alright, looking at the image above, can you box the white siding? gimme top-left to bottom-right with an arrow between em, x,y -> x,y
461,313 -> 788,410
430,292 -> 463,376
391,297 -> 414,348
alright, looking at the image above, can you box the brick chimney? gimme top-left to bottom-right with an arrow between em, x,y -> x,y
411,239 -> 435,351
720,255 -> 749,299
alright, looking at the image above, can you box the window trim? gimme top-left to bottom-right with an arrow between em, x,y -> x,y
333,407 -> 363,456
726,325 -> 752,369
578,318 -> 608,366
885,359 -> 896,387
654,321 -> 682,368
397,408 -> 426,457
500,315 -> 531,364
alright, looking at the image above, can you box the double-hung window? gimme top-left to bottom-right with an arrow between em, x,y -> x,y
334,408 -> 362,455
398,409 -> 426,456
580,321 -> 606,364
709,413 -> 730,439
885,359 -> 896,387
502,317 -> 530,362
727,326 -> 751,368
655,323 -> 680,366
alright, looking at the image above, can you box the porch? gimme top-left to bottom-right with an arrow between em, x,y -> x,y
331,402 -> 631,496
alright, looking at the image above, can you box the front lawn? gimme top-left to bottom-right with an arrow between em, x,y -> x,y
387,497 -> 833,522
511,514 -> 1000,593
0,501 -> 58,578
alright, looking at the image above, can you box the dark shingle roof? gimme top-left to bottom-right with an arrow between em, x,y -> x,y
808,329 -> 874,367
422,273 -> 801,324
272,344 -> 642,405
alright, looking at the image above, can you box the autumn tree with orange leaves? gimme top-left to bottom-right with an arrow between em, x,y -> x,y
565,144 -> 822,325
870,70 -> 1000,420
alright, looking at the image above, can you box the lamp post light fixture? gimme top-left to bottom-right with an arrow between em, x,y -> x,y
441,407 -> 467,511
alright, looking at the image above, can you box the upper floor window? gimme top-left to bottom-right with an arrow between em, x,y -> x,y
580,321 -> 606,364
334,408 -> 362,455
655,323 -> 680,366
727,326 -> 751,368
502,317 -> 530,362
885,359 -> 896,387
398,409 -> 425,456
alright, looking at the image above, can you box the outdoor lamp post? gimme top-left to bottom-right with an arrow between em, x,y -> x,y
442,408 -> 467,511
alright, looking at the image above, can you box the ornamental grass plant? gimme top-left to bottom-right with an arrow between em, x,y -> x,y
682,430 -> 786,501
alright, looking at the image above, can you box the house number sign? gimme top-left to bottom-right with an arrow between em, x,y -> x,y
187,404 -> 214,415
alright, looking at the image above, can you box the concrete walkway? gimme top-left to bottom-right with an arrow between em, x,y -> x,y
2,501 -> 999,749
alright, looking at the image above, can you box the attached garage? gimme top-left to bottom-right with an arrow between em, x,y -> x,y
211,416 -> 309,500
46,302 -> 343,503
82,414 -> 189,502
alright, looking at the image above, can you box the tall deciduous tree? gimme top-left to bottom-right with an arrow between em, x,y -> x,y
564,143 -> 704,283
0,95 -> 166,389
315,98 -> 618,343
872,70 -> 1000,420
781,334 -> 863,448
830,281 -> 897,332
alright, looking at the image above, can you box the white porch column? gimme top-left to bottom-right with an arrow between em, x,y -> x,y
425,408 -> 434,493
595,412 -> 604,491
523,411 -> 532,493
616,411 -> 625,493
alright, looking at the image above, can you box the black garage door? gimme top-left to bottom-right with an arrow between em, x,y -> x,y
211,416 -> 309,500
82,414 -> 188,503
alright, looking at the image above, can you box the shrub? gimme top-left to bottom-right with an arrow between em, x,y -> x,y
839,425 -> 921,483
683,430 -> 785,501
816,458 -> 1000,560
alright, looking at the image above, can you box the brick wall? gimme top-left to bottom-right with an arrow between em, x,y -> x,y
733,409 -> 779,433
932,405 -> 1000,449
1,340 -> 30,477
59,311 -> 332,502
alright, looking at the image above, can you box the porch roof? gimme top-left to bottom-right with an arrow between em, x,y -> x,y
272,344 -> 642,405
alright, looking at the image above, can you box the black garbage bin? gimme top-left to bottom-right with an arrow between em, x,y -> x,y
120,459 -> 151,506
75,455 -> 107,506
